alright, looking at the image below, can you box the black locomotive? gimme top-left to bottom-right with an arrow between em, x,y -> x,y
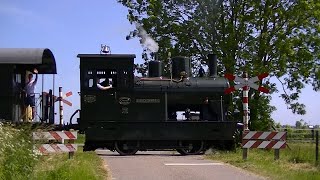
78,53 -> 238,155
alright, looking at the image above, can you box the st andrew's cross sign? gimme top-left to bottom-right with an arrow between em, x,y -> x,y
223,72 -> 269,131
224,73 -> 269,94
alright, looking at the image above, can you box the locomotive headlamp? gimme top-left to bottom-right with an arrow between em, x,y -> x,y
100,44 -> 111,54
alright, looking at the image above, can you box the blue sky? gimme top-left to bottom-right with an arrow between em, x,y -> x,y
0,0 -> 319,126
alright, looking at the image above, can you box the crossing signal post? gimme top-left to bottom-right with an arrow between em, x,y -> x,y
43,88 -> 72,126
57,87 -> 73,127
224,72 -> 269,131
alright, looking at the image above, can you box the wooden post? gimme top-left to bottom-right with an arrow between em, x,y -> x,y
68,138 -> 75,159
312,129 -> 315,140
316,130 -> 319,164
69,151 -> 74,159
243,148 -> 248,160
274,149 -> 280,160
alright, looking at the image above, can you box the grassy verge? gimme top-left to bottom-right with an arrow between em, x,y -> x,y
206,143 -> 320,180
0,124 -> 108,180
32,132 -> 108,180
33,150 -> 108,180
75,133 -> 85,144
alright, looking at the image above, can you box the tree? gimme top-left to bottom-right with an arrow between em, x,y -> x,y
295,119 -> 309,129
118,0 -> 320,130
295,120 -> 302,128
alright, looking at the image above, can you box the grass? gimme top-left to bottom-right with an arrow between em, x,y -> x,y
0,123 -> 108,180
33,150 -> 108,180
75,133 -> 85,144
206,143 -> 320,180
32,132 -> 108,180
0,123 -> 39,180
31,132 -> 108,180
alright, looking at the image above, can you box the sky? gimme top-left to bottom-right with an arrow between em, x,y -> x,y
0,0 -> 319,126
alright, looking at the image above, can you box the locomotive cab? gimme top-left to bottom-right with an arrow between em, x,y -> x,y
77,54 -> 135,127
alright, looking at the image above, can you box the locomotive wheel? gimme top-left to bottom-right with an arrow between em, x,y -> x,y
177,141 -> 204,155
115,141 -> 138,156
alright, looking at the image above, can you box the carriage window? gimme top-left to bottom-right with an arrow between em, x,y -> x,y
15,74 -> 21,83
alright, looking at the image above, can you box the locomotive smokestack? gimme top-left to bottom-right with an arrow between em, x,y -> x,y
208,54 -> 217,77
148,60 -> 162,77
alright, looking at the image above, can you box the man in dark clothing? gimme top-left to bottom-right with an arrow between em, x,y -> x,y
97,78 -> 113,90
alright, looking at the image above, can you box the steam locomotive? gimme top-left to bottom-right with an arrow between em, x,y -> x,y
78,53 -> 239,155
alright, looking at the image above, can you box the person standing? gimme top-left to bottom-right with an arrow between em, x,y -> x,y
25,68 -> 38,120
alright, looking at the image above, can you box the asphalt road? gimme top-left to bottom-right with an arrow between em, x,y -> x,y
97,150 -> 265,180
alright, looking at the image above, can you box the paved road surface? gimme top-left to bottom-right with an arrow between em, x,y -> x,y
97,150 -> 265,180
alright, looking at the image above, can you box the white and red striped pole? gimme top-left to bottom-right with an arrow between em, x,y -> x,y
59,87 -> 63,127
242,72 -> 249,132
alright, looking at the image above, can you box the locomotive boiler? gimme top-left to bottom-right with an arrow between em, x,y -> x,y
77,53 -> 238,155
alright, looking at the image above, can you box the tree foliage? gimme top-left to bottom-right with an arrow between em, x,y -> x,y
118,0 -> 320,130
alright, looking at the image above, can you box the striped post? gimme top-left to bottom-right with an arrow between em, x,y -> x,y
242,72 -> 249,132
59,87 -> 63,127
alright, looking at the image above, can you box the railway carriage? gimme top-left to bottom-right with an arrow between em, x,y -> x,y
0,48 -> 56,123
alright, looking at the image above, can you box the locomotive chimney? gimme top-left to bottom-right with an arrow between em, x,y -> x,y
208,54 -> 217,77
148,60 -> 162,77
148,52 -> 162,77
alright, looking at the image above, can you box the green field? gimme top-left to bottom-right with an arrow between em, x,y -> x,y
206,143 -> 320,180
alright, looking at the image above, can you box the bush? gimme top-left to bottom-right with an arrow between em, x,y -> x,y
0,123 -> 40,180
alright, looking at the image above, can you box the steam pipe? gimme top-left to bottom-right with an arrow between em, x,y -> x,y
139,76 -> 184,83
69,109 -> 80,125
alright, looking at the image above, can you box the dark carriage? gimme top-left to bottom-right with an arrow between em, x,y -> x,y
0,48 -> 56,123
78,53 -> 239,155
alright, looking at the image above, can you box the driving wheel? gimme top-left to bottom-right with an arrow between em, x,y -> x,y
177,140 -> 204,155
114,141 -> 138,156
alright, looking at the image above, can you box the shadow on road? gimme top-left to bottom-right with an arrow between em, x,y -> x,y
96,150 -> 191,157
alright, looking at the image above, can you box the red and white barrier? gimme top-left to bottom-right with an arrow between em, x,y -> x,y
241,131 -> 287,160
33,131 -> 77,141
243,131 -> 286,141
242,140 -> 286,149
33,131 -> 78,156
38,144 -> 77,154
242,131 -> 287,149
